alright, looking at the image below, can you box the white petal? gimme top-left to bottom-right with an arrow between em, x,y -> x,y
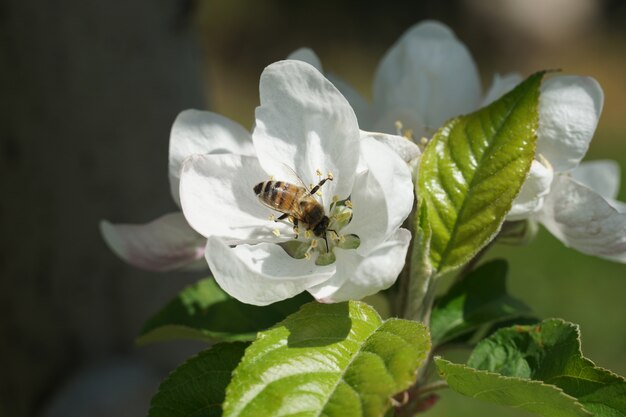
372,20 -> 481,136
308,229 -> 411,303
179,154 -> 293,244
286,47 -> 323,71
344,135 -> 414,255
571,160 -> 620,200
326,73 -> 373,128
538,175 -> 626,262
361,130 -> 421,164
169,110 -> 254,206
538,76 -> 603,172
100,213 -> 206,272
254,60 -> 361,208
205,237 -> 335,306
481,73 -> 523,107
507,159 -> 554,221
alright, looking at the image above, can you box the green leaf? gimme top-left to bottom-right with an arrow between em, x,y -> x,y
436,358 -> 591,417
418,73 -> 544,274
137,278 -> 312,345
148,342 -> 247,417
223,301 -> 431,417
437,319 -> 626,417
430,259 -> 531,345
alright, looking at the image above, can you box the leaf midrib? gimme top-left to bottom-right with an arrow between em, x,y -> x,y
436,89 -> 531,270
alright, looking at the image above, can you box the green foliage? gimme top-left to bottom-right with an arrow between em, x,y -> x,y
223,301 -> 431,417
430,259 -> 531,346
418,73 -> 543,274
148,342 -> 247,417
137,278 -> 311,344
436,319 -> 626,417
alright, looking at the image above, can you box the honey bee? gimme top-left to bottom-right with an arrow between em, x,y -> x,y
253,174 -> 333,239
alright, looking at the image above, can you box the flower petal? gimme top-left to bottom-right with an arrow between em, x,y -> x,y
571,160 -> 620,200
327,73 -> 373,128
287,47 -> 322,71
372,20 -> 481,137
360,130 -> 421,164
254,60 -> 360,208
205,237 -> 335,306
537,76 -> 603,172
100,213 -> 206,272
308,228 -> 411,303
169,110 -> 254,206
481,73 -> 523,106
179,153 -> 293,244
538,175 -> 626,262
507,159 -> 554,221
343,135 -> 414,255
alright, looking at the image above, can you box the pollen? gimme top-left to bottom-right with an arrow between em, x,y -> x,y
304,230 -> 313,239
272,228 -> 281,237
420,137 -> 428,146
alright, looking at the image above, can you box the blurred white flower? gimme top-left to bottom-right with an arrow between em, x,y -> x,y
179,60 -> 414,305
100,110 -> 254,271
291,21 -> 626,263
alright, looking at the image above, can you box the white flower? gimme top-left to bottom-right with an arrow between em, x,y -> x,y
179,60 -> 414,305
100,110 -> 254,271
291,21 -> 626,262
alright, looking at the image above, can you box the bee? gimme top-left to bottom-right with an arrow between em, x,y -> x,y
253,173 -> 333,240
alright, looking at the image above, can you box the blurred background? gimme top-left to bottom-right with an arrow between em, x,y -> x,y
1,0 -> 625,416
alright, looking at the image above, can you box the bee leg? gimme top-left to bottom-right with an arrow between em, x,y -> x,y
276,213 -> 289,221
292,218 -> 299,238
310,174 -> 333,195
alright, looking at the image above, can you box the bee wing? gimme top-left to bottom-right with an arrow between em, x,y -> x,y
274,162 -> 309,190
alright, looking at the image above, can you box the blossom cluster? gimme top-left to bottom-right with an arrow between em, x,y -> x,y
102,21 -> 626,305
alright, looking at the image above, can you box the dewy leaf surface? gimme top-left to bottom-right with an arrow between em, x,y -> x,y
148,342 -> 247,417
437,319 -> 626,417
138,278 -> 311,344
429,259 -> 531,345
418,73 -> 543,274
223,301 -> 431,417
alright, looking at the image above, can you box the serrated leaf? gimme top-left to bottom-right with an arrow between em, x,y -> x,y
418,73 -> 543,274
148,342 -> 247,417
223,301 -> 431,417
467,319 -> 626,417
437,319 -> 626,417
436,358 -> 591,417
137,278 -> 311,345
430,259 -> 531,345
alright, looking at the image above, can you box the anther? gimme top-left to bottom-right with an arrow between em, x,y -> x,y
272,228 -> 281,237
420,137 -> 428,146
395,120 -> 403,135
327,172 -> 334,180
316,169 -> 323,177
268,214 -> 276,221
304,230 -> 313,239
345,200 -> 353,209
332,195 -> 339,203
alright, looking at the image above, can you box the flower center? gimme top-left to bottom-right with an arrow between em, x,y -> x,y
279,197 -> 360,266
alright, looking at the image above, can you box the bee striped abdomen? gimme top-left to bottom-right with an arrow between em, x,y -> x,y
254,180 -> 301,213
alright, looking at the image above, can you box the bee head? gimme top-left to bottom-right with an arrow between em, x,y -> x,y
253,182 -> 263,195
